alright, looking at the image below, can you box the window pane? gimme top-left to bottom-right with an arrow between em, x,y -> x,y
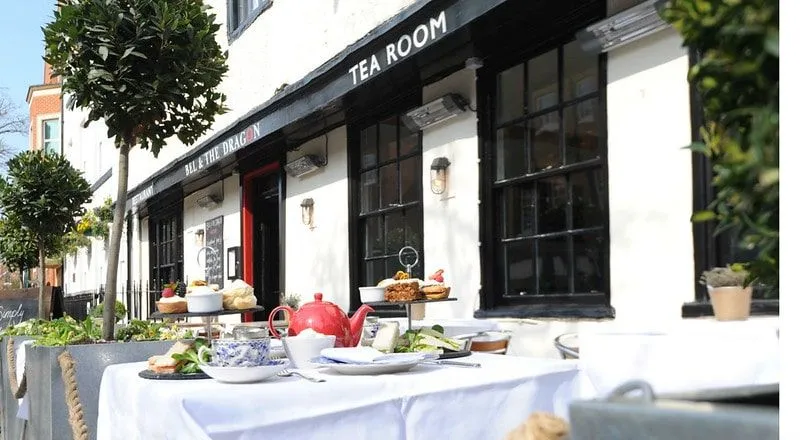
364,259 -> 386,287
405,207 -> 423,253
497,64 -> 524,123
360,170 -> 379,213
574,233 -> 604,293
530,111 -> 561,171
44,120 -> 59,139
385,211 -> 403,254
505,241 -> 534,296
565,98 -> 601,164
399,157 -> 419,203
378,117 -> 398,162
528,49 -> 558,113
495,124 -> 526,180
364,216 -> 383,257
504,184 -> 535,238
360,125 -> 377,169
398,121 -> 419,156
379,163 -> 398,208
572,169 -> 605,229
537,176 -> 567,233
537,236 -> 570,293
564,40 -> 598,101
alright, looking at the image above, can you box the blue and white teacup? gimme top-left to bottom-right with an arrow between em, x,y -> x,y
199,338 -> 272,367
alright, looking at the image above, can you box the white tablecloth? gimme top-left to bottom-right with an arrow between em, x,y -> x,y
578,320 -> 780,398
97,354 -> 579,440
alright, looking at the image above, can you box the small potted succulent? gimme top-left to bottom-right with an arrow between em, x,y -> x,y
699,265 -> 752,321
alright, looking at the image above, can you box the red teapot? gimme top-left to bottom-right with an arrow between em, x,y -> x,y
267,293 -> 374,347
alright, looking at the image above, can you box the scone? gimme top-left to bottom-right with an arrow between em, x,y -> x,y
421,283 -> 450,300
156,295 -> 188,314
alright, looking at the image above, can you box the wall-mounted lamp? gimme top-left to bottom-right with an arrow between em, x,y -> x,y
430,157 -> 451,195
401,93 -> 469,132
576,0 -> 669,54
194,229 -> 205,246
300,198 -> 315,228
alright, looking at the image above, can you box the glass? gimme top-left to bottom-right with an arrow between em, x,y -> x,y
537,176 -> 567,233
399,157 -> 419,203
495,124 -> 526,180
360,170 -> 379,213
398,122 -> 419,156
497,64 -> 524,123
574,233 -> 604,293
564,40 -> 598,101
360,125 -> 377,168
405,208 -> 423,250
363,259 -> 386,287
364,216 -> 383,257
537,236 -> 570,293
527,49 -> 558,113
378,117 -> 398,162
379,163 -> 398,208
530,111 -> 561,171
571,169 -> 605,229
565,98 -> 600,164
385,211 -> 403,254
232,326 -> 268,340
505,241 -> 534,296
503,184 -> 535,238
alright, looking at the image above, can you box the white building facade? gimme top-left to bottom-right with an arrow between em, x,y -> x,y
61,0 -> 777,356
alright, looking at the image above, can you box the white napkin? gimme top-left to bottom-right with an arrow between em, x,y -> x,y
16,340 -> 34,420
320,347 -> 430,365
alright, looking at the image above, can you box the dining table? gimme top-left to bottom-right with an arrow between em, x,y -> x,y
96,353 -> 580,440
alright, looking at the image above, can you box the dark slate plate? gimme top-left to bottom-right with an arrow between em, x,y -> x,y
138,370 -> 210,380
438,350 -> 472,360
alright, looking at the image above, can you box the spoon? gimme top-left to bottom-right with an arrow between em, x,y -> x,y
278,369 -> 326,382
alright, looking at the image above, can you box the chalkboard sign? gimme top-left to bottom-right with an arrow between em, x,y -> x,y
0,287 -> 54,330
204,216 -> 224,287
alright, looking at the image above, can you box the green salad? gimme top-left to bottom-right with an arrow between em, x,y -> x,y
395,325 -> 462,354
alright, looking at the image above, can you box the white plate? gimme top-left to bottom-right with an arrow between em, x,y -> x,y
311,358 -> 421,375
199,359 -> 289,384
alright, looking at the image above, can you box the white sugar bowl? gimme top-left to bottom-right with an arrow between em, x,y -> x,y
187,286 -> 223,313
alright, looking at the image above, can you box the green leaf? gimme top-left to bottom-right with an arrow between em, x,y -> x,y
691,210 -> 716,222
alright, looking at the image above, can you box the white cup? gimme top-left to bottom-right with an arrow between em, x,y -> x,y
282,335 -> 336,369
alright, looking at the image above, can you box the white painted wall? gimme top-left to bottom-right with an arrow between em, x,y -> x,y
284,126 -> 351,307
182,175 -> 242,289
418,69 -> 481,320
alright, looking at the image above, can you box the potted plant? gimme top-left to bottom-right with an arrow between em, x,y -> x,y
699,265 -> 752,321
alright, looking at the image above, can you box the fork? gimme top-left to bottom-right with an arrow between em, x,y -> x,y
278,369 -> 326,382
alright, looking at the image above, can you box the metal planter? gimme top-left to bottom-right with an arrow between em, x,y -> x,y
1,336 -> 32,440
569,381 -> 779,440
25,340 -> 175,440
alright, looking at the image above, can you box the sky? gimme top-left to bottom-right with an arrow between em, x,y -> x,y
0,3 -> 56,154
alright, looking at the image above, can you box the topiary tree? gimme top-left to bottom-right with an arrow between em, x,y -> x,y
660,0 -> 779,295
44,0 -> 228,339
0,151 -> 92,318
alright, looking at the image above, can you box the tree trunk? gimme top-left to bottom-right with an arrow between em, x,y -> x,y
102,143 -> 131,340
38,240 -> 47,319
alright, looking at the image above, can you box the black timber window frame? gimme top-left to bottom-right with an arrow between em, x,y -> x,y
149,201 -> 184,291
348,97 -> 424,318
227,0 -> 273,41
476,37 -> 613,320
683,49 -> 778,317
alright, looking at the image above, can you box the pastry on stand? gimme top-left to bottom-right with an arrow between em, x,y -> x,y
222,279 -> 258,310
421,269 -> 450,300
156,285 -> 188,314
381,271 -> 424,302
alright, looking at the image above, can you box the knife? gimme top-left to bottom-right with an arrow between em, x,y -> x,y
424,360 -> 482,368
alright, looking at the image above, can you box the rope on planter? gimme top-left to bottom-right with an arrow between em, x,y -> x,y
504,412 -> 570,440
6,339 -> 28,399
57,351 -> 89,440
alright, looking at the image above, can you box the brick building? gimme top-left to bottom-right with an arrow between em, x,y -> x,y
26,61 -> 62,287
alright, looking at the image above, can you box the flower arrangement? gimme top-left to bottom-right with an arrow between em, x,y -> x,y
699,264 -> 749,289
76,197 -> 114,239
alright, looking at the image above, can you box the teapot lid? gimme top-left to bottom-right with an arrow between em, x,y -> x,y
302,292 -> 332,308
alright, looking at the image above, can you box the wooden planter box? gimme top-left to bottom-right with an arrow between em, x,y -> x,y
25,340 -> 175,440
1,336 -> 32,440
